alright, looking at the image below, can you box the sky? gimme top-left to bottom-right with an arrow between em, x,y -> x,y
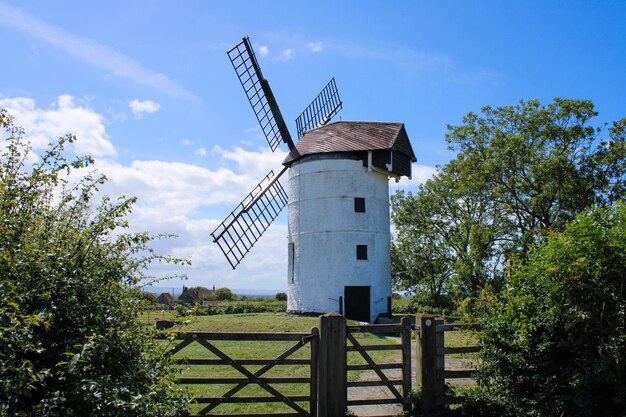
1,1 -> 625,293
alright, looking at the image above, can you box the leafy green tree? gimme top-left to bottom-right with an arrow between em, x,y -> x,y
469,203 -> 626,417
392,159 -> 503,305
446,98 -> 625,254
0,110 -> 188,416
392,98 -> 625,303
212,287 -> 234,301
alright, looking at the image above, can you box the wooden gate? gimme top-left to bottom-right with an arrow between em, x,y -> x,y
160,329 -> 318,417
346,317 -> 413,416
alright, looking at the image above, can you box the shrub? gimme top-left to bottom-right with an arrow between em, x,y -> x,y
472,203 -> 626,417
275,292 -> 287,301
0,110 -> 188,416
212,287 -> 234,301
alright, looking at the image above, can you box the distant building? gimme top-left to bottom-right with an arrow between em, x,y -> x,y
178,286 -> 214,304
157,292 -> 174,306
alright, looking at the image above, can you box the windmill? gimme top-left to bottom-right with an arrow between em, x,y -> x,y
211,37 -> 416,322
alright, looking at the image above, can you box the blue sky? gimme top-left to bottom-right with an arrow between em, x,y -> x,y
1,1 -> 625,292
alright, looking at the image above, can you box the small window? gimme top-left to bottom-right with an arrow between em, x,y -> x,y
356,245 -> 368,260
354,197 -> 365,213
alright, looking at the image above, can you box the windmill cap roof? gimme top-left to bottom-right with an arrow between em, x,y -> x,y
283,121 -> 416,165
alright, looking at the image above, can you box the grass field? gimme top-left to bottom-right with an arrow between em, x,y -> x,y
148,312 -> 399,415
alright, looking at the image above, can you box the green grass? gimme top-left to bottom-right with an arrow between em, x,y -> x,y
154,313 -> 399,415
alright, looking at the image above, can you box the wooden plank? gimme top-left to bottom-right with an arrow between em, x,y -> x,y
435,318 -> 445,405
196,337 -> 310,415
309,326 -> 319,417
197,339 -> 308,415
346,324 -> 403,334
347,363 -> 401,371
347,379 -> 402,387
346,332 -> 403,402
440,345 -> 481,355
419,314 -> 437,412
347,398 -> 400,406
177,377 -> 310,384
174,358 -> 310,366
435,323 -> 482,332
163,331 -> 312,341
444,370 -> 478,379
346,344 -> 401,352
401,316 -> 412,415
194,396 -> 310,404
318,314 -> 347,417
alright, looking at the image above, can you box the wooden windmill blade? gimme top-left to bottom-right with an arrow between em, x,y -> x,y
227,37 -> 295,151
295,77 -> 343,138
210,167 -> 288,269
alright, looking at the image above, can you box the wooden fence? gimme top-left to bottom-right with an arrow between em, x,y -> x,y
158,314 -> 415,417
416,314 -> 481,411
346,317 -> 413,416
158,329 -> 318,417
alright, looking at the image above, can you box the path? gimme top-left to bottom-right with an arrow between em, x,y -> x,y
347,337 -> 478,416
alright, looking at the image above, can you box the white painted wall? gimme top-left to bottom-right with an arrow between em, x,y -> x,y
286,156 -> 392,322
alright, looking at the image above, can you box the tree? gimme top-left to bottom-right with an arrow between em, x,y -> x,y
212,287 -> 234,301
469,202 -> 626,417
392,158 -> 503,305
446,98 -> 625,254
0,110 -> 188,416
392,98 -> 625,303
275,292 -> 287,301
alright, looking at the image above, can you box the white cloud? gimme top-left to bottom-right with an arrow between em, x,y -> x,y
0,3 -> 199,102
0,95 -> 116,157
129,99 -> 160,118
1,93 -> 288,290
194,147 -> 206,156
213,145 -> 287,178
258,45 -> 269,57
277,48 -> 294,62
392,164 -> 438,190
91,157 -> 289,289
308,41 -> 323,52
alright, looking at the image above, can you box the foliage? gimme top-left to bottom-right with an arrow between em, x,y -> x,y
471,203 -> 626,417
391,296 -> 451,316
392,98 -> 626,305
212,287 -> 234,301
275,292 -> 287,301
0,110 -> 188,416
192,299 -> 287,316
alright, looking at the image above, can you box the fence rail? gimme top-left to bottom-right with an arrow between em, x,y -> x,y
157,329 -> 318,417
345,317 -> 413,416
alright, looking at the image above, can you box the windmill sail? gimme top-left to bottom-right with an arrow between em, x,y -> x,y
295,77 -> 343,138
211,167 -> 288,269
227,37 -> 295,151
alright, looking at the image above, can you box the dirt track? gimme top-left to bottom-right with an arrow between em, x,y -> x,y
347,337 -> 477,416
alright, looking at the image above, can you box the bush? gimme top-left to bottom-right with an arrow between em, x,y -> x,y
0,110 -> 187,416
275,292 -> 287,301
471,203 -> 626,417
212,287 -> 234,301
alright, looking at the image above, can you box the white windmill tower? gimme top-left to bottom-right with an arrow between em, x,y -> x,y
211,37 -> 416,322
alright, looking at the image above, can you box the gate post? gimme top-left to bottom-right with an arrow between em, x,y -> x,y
400,316 -> 412,415
417,314 -> 437,412
318,313 -> 346,417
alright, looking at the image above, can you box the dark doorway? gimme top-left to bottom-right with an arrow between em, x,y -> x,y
344,286 -> 371,322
